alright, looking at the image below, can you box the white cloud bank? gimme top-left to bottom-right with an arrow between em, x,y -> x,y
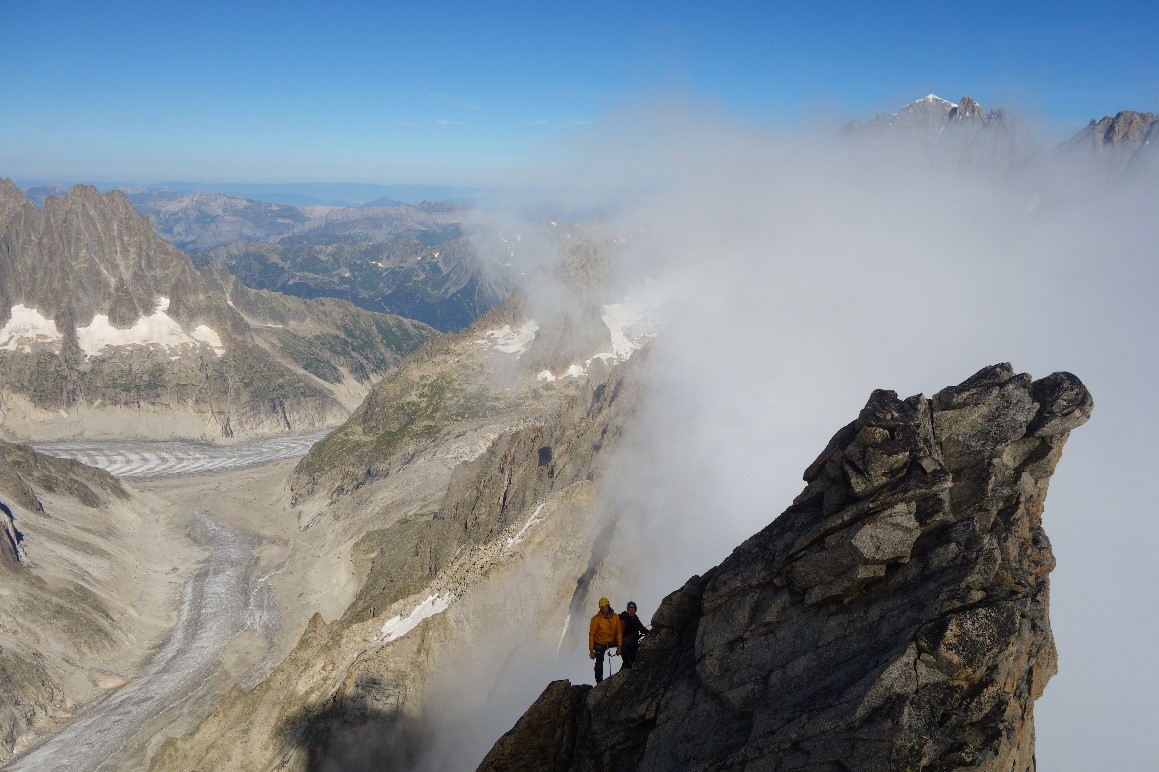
439,102 -> 1158,771
574,106 -> 1158,772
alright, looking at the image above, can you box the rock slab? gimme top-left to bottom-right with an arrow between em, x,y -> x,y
480,363 -> 1092,772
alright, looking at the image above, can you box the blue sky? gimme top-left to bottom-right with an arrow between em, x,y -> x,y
2,1 -> 1156,184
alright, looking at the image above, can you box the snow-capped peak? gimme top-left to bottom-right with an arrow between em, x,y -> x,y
915,94 -> 957,108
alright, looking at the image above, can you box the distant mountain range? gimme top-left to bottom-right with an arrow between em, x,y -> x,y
19,181 -> 488,208
201,226 -> 525,332
20,185 -> 525,332
17,96 -> 1152,342
846,93 -> 1158,177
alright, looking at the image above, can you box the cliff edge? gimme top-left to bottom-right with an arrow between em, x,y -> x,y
481,363 -> 1092,771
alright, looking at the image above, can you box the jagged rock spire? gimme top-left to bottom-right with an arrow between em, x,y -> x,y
481,363 -> 1092,772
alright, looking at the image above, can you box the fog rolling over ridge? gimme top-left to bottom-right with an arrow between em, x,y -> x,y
416,102 -> 1155,770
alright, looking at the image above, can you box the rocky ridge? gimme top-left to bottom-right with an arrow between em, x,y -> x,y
481,363 -> 1092,771
287,230 -> 636,511
1057,110 -> 1159,176
845,95 -> 1023,155
0,181 -> 439,442
0,439 -> 186,763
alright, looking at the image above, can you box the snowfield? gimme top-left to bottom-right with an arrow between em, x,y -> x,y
76,297 -> 225,357
537,289 -> 662,382
506,502 -> 547,549
380,593 -> 454,643
0,299 -> 226,358
475,320 -> 539,355
0,305 -> 63,352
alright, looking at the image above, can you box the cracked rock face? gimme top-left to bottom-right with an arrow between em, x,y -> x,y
481,363 -> 1092,772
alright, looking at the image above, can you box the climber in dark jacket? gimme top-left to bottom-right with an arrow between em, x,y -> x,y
618,601 -> 650,670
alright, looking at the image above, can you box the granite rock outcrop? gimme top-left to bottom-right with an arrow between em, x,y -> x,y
481,363 -> 1091,772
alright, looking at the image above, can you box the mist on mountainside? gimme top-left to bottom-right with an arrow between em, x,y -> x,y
404,100 -> 1157,771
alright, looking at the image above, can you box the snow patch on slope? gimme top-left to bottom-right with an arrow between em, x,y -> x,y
506,503 -> 547,550
475,320 -> 539,356
537,283 -> 664,382
537,364 -> 587,383
913,94 -> 957,108
0,305 -> 64,353
76,297 -> 226,358
380,593 -> 454,643
190,325 -> 224,351
556,613 -> 571,654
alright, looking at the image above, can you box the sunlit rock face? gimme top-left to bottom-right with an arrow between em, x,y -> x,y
481,363 -> 1092,772
1058,110 -> 1159,177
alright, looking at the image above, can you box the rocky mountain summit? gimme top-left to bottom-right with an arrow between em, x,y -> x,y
0,181 -> 438,441
481,363 -> 1092,771
846,94 -> 1158,180
843,94 -> 1041,175
851,94 -> 1007,136
845,95 -> 1021,153
1058,110 -> 1159,176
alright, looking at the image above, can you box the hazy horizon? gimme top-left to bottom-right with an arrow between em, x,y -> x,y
4,3 -> 1156,183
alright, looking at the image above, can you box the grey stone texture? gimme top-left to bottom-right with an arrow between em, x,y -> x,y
480,363 -> 1092,772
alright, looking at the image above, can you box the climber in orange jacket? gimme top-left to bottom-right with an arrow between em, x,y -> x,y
588,597 -> 623,684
